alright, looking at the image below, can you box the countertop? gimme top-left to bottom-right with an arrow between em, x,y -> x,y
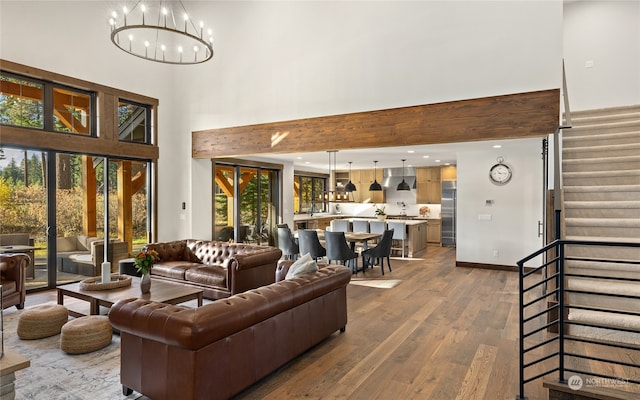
293,214 -> 440,222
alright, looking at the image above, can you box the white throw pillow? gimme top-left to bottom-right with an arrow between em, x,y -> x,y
285,253 -> 318,279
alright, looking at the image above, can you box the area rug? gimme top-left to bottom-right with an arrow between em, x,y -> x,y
349,278 -> 403,289
3,303 -> 142,400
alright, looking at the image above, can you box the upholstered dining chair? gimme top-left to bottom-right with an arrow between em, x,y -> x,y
351,220 -> 370,233
387,221 -> 408,257
329,219 -> 350,233
361,229 -> 394,275
325,231 -> 358,273
277,226 -> 299,260
297,229 -> 326,262
369,220 -> 386,244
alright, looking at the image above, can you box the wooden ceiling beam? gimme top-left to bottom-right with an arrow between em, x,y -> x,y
192,89 -> 560,158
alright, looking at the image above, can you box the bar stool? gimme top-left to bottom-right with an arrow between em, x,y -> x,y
387,221 -> 407,257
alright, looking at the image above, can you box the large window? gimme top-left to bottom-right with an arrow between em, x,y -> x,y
118,99 -> 152,144
294,174 -> 326,213
1,71 -> 95,135
0,74 -> 44,128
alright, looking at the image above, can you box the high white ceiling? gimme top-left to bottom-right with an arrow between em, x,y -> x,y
254,138 -> 522,172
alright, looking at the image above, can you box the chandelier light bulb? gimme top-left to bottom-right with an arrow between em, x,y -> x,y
144,41 -> 149,47
140,4 -> 146,13
161,44 -> 166,51
178,46 -> 183,53
162,7 -> 168,15
193,45 -> 199,52
128,34 -> 133,41
122,6 -> 128,14
111,11 -> 117,19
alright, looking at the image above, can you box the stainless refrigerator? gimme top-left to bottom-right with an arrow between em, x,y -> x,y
441,181 -> 456,247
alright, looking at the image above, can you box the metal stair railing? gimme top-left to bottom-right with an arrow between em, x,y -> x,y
517,239 -> 640,400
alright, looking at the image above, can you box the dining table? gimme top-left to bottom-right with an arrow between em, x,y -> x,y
296,229 -> 381,272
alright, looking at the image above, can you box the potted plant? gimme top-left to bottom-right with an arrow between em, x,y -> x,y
134,248 -> 159,293
375,206 -> 386,220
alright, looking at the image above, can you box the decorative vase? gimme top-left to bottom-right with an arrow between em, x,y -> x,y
377,215 -> 386,221
140,273 -> 151,294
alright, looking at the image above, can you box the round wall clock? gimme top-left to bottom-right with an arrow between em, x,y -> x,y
489,156 -> 512,185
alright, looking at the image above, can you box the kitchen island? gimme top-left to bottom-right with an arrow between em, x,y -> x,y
293,214 -> 440,257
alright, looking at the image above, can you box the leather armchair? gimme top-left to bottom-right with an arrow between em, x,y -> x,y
1,253 -> 29,310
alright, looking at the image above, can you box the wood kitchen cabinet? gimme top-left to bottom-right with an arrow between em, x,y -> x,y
427,220 -> 442,244
416,167 -> 441,204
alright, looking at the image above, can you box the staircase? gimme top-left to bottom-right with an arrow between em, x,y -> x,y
562,104 -> 640,344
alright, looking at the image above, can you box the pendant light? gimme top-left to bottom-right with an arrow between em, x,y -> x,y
397,159 -> 411,191
369,161 -> 383,191
345,161 -> 357,192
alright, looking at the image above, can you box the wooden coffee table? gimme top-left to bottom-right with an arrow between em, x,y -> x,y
57,276 -> 204,318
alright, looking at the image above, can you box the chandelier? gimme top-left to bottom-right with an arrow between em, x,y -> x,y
109,1 -> 214,65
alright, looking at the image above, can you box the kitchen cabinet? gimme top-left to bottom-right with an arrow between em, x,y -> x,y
427,220 -> 442,244
416,167 -> 441,204
407,222 -> 428,256
441,165 -> 457,181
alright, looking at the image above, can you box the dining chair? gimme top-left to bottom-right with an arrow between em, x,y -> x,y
361,229 -> 394,275
351,220 -> 370,233
369,220 -> 386,244
387,221 -> 407,257
325,231 -> 358,273
277,226 -> 299,260
297,229 -> 326,262
330,219 -> 350,233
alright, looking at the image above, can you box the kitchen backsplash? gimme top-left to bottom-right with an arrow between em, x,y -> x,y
334,202 -> 441,218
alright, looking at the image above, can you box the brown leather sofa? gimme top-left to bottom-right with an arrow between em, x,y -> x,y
145,239 -> 283,299
1,253 -> 29,310
109,262 -> 351,400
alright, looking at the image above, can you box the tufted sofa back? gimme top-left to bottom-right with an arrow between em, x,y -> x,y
147,239 -> 279,267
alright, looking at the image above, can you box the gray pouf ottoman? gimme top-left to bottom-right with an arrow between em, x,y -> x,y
17,303 -> 69,340
60,315 -> 113,354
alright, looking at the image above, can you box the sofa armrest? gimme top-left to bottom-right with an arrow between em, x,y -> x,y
276,260 -> 294,282
0,253 -> 28,296
109,298 -> 199,349
230,247 -> 282,271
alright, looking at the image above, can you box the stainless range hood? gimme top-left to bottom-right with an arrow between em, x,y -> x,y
382,167 -> 416,189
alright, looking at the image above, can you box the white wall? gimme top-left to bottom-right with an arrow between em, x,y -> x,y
457,138 -> 545,267
563,1 -> 640,111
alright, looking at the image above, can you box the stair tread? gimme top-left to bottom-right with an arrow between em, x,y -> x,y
563,154 -> 640,164
566,235 -> 640,244
564,170 -> 640,177
564,185 -> 640,193
564,142 -> 640,152
564,200 -> 640,208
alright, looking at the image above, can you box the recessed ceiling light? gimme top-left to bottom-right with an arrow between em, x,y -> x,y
423,155 -> 430,159
407,150 -> 415,153
435,159 -> 441,163
444,163 -> 450,166
305,161 -> 310,164
296,156 -> 303,159
493,144 -> 502,149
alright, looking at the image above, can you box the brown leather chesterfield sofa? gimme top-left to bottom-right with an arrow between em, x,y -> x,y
1,253 -> 29,310
144,239 -> 282,299
109,262 -> 351,400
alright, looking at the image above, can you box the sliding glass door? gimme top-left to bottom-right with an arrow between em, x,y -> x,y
0,146 -> 151,290
214,162 -> 280,246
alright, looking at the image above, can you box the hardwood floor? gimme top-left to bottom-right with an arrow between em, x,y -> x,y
23,246 -> 548,400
